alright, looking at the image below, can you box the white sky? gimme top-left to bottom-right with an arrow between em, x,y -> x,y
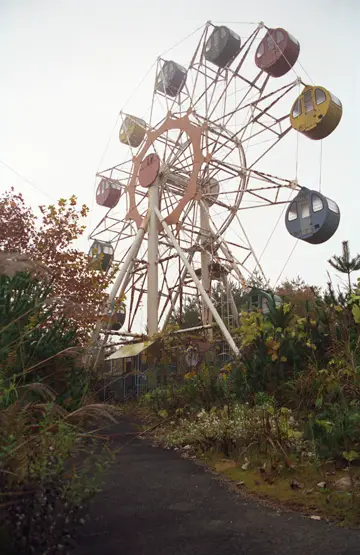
1,0 -> 359,293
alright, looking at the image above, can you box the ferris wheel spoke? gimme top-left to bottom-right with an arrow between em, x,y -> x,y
207,71 -> 232,123
164,130 -> 187,167
214,75 -> 265,129
247,188 -> 282,204
134,191 -> 148,215
216,75 -> 293,126
248,129 -> 291,170
241,121 -> 286,145
202,25 -> 261,122
250,169 -> 295,188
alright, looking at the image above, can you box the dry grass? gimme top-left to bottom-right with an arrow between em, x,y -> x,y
65,403 -> 120,427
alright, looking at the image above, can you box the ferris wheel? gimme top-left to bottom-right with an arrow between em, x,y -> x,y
89,21 -> 343,356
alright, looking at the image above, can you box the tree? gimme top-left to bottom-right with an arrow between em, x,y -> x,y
328,241 -> 360,292
0,188 -> 117,341
170,296 -> 202,329
276,276 -> 320,318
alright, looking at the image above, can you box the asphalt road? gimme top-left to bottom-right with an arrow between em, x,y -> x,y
76,420 -> 360,555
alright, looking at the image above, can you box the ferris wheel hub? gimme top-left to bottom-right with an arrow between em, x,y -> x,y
138,153 -> 161,188
126,113 -> 205,227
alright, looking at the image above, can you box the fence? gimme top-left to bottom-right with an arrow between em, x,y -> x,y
101,352 -> 232,403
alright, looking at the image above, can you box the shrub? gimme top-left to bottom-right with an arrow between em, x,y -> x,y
142,365 -> 234,416
0,271 -> 91,411
231,306 -> 319,402
307,401 -> 360,460
164,401 -> 305,462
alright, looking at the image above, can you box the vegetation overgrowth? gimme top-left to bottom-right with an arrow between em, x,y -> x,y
2,185 -> 360,549
139,266 -> 360,525
0,191 -> 120,554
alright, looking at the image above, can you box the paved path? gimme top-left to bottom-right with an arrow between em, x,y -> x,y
77,420 -> 360,555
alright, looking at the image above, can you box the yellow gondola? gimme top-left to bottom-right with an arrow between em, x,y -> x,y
119,115 -> 146,147
290,85 -> 342,140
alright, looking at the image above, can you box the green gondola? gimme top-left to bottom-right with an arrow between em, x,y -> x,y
243,287 -> 282,314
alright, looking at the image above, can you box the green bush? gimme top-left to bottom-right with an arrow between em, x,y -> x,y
231,306 -> 319,401
0,272 -> 90,410
307,402 -> 360,459
142,365 -> 234,416
0,273 -> 78,374
148,285 -> 360,467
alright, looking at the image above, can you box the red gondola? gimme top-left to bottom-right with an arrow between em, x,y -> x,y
255,28 -> 300,78
96,178 -> 122,209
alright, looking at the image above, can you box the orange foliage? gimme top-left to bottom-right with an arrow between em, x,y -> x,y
0,188 -> 116,341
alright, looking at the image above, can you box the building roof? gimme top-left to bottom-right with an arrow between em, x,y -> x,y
106,340 -> 154,361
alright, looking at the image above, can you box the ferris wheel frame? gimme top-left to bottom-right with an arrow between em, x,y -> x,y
89,20 -> 340,358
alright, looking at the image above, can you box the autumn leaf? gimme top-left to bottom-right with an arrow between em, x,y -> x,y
0,188 -> 119,342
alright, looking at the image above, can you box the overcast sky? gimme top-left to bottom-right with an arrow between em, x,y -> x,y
0,0 -> 359,291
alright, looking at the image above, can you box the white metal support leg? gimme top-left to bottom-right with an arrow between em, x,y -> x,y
109,213 -> 150,306
200,202 -> 211,325
155,206 -> 239,357
147,180 -> 159,336
200,201 -> 213,339
88,213 -> 149,367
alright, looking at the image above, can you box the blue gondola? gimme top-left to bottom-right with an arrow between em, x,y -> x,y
285,187 -> 340,244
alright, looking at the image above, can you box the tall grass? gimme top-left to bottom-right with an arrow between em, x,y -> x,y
0,267 -> 119,553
